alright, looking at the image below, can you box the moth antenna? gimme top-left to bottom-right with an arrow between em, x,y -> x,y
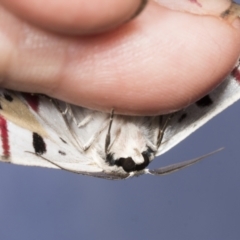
149,148 -> 224,176
77,115 -> 93,128
61,103 -> 94,129
62,104 -> 79,126
51,99 -> 86,150
25,151 -> 129,180
62,104 -> 70,115
55,101 -> 80,127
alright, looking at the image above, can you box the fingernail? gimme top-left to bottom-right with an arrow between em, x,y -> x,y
127,0 -> 148,21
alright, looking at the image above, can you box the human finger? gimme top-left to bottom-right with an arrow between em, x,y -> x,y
0,2 -> 240,115
0,0 -> 148,35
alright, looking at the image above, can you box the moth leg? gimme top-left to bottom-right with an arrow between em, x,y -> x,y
68,109 -> 94,128
76,115 -> 93,128
105,109 -> 114,154
61,103 -> 70,115
62,103 -> 81,126
156,114 -> 173,149
25,152 -> 128,179
54,101 -> 78,124
81,112 -> 114,151
82,124 -> 109,151
60,103 -> 94,128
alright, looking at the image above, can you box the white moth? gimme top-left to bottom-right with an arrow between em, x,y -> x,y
0,64 -> 239,179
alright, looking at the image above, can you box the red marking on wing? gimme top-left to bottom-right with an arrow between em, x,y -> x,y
22,93 -> 39,112
232,67 -> 240,83
0,116 -> 10,158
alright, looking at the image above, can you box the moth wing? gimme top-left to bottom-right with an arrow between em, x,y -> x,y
158,68 -> 240,156
0,90 -> 128,179
1,117 -> 127,179
19,93 -> 109,150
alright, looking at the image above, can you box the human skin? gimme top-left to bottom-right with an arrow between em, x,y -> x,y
0,0 -> 240,115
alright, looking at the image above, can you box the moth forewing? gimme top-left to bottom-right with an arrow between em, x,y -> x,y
156,71 -> 240,157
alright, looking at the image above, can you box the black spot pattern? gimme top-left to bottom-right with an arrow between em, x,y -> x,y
58,150 -> 66,155
178,113 -> 187,123
60,137 -> 67,144
196,95 -> 213,108
33,132 -> 46,155
4,93 -> 13,102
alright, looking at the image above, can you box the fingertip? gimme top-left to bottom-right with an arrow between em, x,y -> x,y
1,0 -> 148,35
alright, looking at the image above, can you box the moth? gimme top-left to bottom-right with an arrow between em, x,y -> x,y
0,64 -> 239,180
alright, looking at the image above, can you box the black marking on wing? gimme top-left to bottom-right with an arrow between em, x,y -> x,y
178,113 -> 187,123
33,132 -> 46,155
58,150 -> 66,156
0,103 -> 2,110
196,95 -> 213,108
60,137 -> 67,144
3,93 -> 13,102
